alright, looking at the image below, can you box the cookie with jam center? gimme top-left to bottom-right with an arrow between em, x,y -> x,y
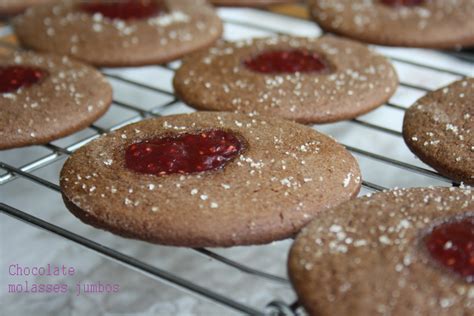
289,187 -> 474,316
173,35 -> 398,124
308,0 -> 474,48
403,78 -> 474,185
0,51 -> 112,150
60,112 -> 361,247
13,0 -> 223,67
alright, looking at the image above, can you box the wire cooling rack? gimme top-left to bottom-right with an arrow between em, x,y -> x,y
1,6 -> 473,316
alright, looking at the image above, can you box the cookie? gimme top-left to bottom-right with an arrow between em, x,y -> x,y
173,35 -> 398,124
403,78 -> 474,185
0,51 -> 112,150
0,0 -> 51,16
60,112 -> 361,247
289,187 -> 474,316
13,0 -> 223,67
210,0 -> 299,7
308,0 -> 474,48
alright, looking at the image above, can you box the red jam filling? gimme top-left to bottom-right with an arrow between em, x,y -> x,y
244,50 -> 331,74
0,66 -> 48,93
381,0 -> 425,7
125,130 -> 245,176
425,216 -> 474,282
80,0 -> 164,20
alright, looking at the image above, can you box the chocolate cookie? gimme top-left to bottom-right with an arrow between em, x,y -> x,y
60,112 -> 361,247
289,187 -> 474,316
210,0 -> 298,7
173,35 -> 398,124
0,51 -> 112,150
308,0 -> 474,48
0,0 -> 52,16
403,78 -> 474,185
13,0 -> 223,67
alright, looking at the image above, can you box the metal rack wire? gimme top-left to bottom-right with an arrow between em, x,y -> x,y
1,6 -> 472,316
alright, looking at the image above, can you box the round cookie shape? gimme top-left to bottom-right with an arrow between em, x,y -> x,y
288,187 -> 474,316
173,36 -> 398,124
308,0 -> 474,48
0,0 -> 51,16
210,0 -> 299,7
0,51 -> 112,150
60,112 -> 361,247
403,78 -> 474,185
13,0 -> 223,67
